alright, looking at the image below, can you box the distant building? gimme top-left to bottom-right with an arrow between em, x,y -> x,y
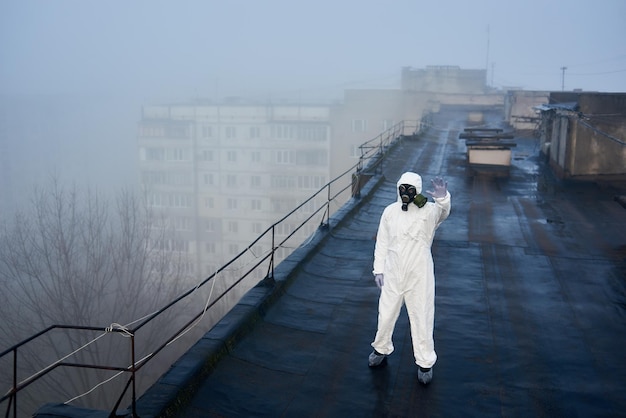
137,66 -> 500,277
535,92 -> 626,179
504,90 -> 550,131
402,66 -> 504,115
328,88 -> 431,180
401,66 -> 487,94
138,102 -> 332,279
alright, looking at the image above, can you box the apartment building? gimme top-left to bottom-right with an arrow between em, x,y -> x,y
138,102 -> 331,279
137,66 -> 495,279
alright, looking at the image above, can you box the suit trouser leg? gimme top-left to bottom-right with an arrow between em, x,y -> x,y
371,287 -> 404,355
405,285 -> 437,368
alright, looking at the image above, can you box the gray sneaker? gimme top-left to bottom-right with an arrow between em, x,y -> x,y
368,350 -> 386,367
418,367 -> 432,385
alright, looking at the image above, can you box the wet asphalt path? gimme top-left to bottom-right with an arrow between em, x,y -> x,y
175,106 -> 626,417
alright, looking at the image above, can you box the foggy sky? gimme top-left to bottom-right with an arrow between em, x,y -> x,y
2,0 -> 626,100
1,0 -> 625,214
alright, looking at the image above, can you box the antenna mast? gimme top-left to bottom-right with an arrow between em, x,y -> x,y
485,25 -> 490,86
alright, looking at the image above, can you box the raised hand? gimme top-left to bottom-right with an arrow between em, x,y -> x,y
426,177 -> 448,199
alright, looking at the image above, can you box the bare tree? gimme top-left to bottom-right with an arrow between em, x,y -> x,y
0,178 -> 195,414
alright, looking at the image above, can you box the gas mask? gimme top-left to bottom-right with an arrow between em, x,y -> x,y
399,184 -> 417,211
399,183 -> 427,211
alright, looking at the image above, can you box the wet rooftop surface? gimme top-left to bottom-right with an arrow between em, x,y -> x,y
170,107 -> 626,417
40,106 -> 626,417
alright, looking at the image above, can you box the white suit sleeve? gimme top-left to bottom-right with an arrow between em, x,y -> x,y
433,191 -> 451,227
372,208 -> 389,275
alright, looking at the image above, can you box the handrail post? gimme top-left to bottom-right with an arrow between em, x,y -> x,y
131,335 -> 137,417
12,348 -> 17,418
351,172 -> 360,198
270,225 -> 275,279
325,183 -> 331,227
380,135 -> 385,174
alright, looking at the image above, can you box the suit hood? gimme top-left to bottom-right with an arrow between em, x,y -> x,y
396,172 -> 422,202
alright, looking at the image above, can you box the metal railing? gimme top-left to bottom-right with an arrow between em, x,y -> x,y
0,120 -> 421,417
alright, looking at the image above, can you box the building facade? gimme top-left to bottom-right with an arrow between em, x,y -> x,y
138,102 -> 332,279
536,92 -> 626,179
504,90 -> 550,132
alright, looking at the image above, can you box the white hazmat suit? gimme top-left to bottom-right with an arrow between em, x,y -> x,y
371,172 -> 451,371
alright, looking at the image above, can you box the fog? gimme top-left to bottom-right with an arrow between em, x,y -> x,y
0,1 -> 625,410
1,0 -> 625,210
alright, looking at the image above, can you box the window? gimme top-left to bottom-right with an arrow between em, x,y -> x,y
297,125 -> 328,141
204,197 -> 214,208
296,150 -> 327,166
252,222 -> 263,234
202,126 -> 213,138
250,175 -> 261,187
148,193 -> 163,207
250,126 -> 261,138
201,150 -> 214,161
298,175 -> 326,190
169,193 -> 192,208
145,148 -> 165,161
352,119 -> 367,133
275,222 -> 296,235
271,176 -> 295,189
205,242 -> 216,254
172,216 -> 192,231
167,125 -> 188,138
251,151 -> 261,163
141,171 -> 167,185
171,239 -> 189,252
168,148 -> 186,161
227,198 -> 237,210
228,221 -> 238,233
271,198 -> 297,212
251,199 -> 261,210
205,219 -> 216,232
228,243 -> 239,255
152,239 -> 189,253
226,175 -> 237,187
140,124 -> 165,137
272,125 -> 282,139
169,172 -> 192,186
350,144 -> 361,158
271,124 -> 294,139
225,126 -> 236,138
147,193 -> 192,208
204,173 -> 214,186
274,150 -> 295,164
227,150 -> 237,162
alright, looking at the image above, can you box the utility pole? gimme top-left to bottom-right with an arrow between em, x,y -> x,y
485,25 -> 490,86
560,66 -> 567,91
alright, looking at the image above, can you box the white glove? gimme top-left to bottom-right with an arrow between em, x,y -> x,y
427,177 -> 448,199
374,274 -> 384,289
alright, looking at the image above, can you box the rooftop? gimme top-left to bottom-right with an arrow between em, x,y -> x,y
38,105 -> 626,417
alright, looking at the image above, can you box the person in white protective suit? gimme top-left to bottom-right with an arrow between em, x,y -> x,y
368,172 -> 450,385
